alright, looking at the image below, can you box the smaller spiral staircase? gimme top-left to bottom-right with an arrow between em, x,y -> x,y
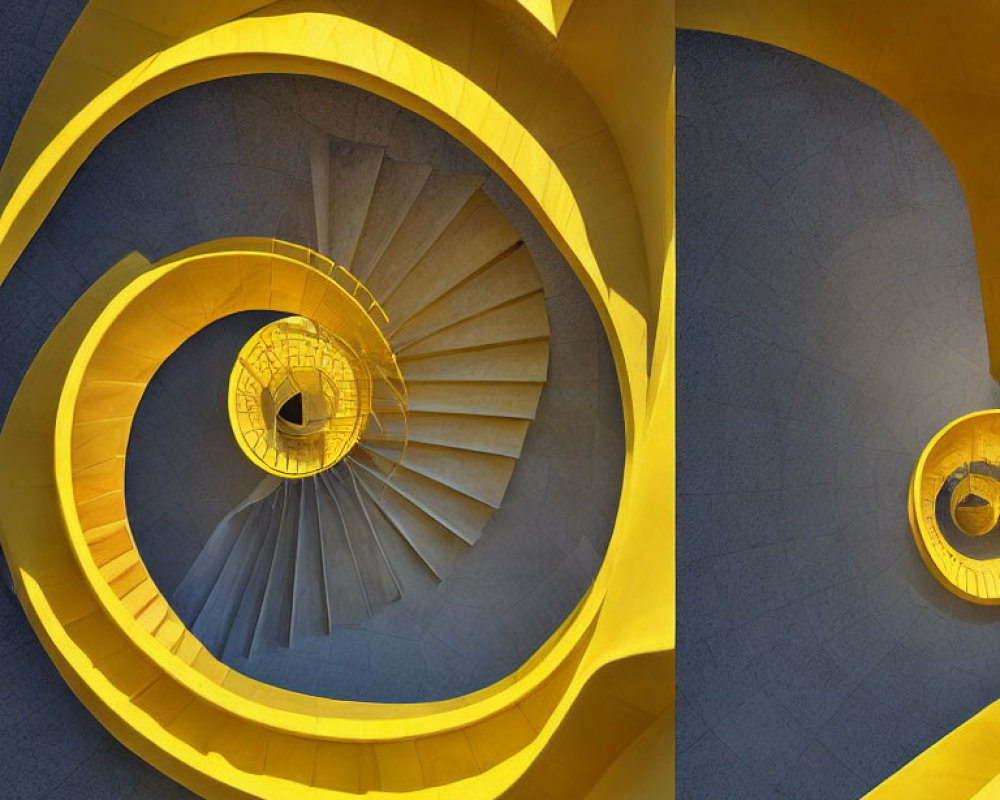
170,135 -> 550,654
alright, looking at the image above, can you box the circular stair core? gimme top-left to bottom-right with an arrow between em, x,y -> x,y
229,316 -> 377,477
118,76 -> 625,704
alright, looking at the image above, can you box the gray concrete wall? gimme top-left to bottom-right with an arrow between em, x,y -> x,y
677,30 -> 1000,798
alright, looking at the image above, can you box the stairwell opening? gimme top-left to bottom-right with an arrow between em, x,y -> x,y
278,392 -> 304,426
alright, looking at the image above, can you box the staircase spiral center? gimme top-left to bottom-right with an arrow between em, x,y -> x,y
229,315 -> 373,477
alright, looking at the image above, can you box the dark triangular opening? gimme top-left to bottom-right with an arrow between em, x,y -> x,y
278,392 -> 304,425
958,493 -> 990,508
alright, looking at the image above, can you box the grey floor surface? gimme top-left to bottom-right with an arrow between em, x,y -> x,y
676,30 -> 1000,799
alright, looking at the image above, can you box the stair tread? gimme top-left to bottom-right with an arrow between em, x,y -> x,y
398,340 -> 550,383
191,492 -> 277,654
310,137 -> 331,257
329,141 -> 384,267
364,411 -> 531,458
388,245 -> 542,348
173,501 -> 260,625
382,192 -> 522,324
352,467 -> 467,580
250,481 -> 301,654
291,477 -> 330,643
397,292 -> 549,358
321,470 -> 401,612
314,471 -> 371,625
219,490 -> 286,660
350,159 -> 432,281
363,174 -> 483,301
359,441 -> 516,508
351,450 -> 493,545
374,380 -> 544,419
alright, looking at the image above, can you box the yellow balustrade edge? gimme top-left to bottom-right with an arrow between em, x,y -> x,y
0,240 -> 667,798
909,410 -> 1000,605
864,692 -> 1000,800
0,0 -> 675,665
55,247 -> 600,736
876,408 -> 1000,796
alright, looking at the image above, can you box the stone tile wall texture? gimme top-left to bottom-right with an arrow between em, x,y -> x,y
677,30 -> 1000,798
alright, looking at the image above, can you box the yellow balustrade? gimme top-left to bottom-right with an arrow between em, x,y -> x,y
950,474 -> 1000,537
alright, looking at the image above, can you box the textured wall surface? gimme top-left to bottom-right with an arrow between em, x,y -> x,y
0,575 -> 198,798
676,30 -> 1000,798
125,310 -> 283,598
0,0 -> 86,165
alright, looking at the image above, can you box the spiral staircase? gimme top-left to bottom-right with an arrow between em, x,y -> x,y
169,134 -> 551,656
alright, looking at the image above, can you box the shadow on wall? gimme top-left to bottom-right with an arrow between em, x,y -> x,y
1,544 -> 13,595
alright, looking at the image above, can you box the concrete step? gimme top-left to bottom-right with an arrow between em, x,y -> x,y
374,380 -> 544,419
398,339 -> 550,383
381,192 -> 522,324
352,466 -> 468,580
350,159 -> 432,281
359,440 -> 516,509
364,410 -> 531,458
250,480 -> 301,654
363,174 -> 483,300
194,489 -> 280,655
321,470 -> 401,614
387,245 -> 541,348
328,141 -> 384,267
397,292 -> 549,358
350,448 -> 494,545
290,476 -> 330,643
314,469 -> 371,625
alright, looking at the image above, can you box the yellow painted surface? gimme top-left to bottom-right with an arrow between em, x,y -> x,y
0,0 -> 676,795
909,411 -> 1000,604
864,694 -> 1000,800
558,0 -> 675,367
0,237 -> 672,798
677,0 -> 1000,380
229,315 -> 381,478
950,474 -> 1000,537
583,710 -> 674,800
883,409 -> 1000,795
0,0 -> 651,429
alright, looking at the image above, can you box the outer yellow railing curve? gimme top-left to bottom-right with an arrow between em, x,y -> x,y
1,241 -> 619,799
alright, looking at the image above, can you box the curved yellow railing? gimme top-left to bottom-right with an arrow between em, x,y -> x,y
1,241 -> 617,799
